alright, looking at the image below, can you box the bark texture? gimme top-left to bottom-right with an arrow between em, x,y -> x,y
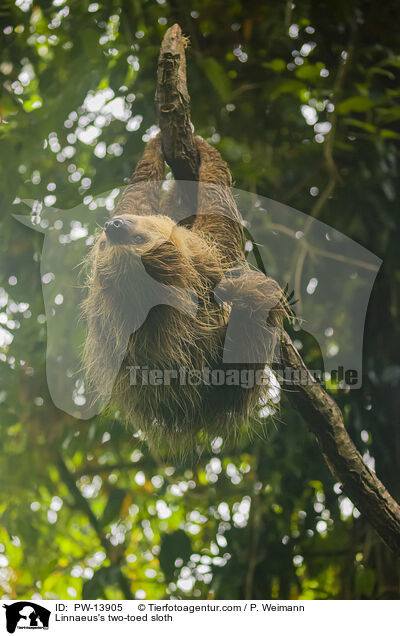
155,23 -> 199,182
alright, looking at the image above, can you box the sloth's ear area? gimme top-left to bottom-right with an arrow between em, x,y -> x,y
141,241 -> 187,286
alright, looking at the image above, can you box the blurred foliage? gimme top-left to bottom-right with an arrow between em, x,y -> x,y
0,0 -> 400,601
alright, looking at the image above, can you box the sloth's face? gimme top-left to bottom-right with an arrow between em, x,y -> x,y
93,213 -> 190,287
96,214 -> 177,256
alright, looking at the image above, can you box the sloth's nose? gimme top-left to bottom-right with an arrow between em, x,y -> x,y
104,217 -> 129,243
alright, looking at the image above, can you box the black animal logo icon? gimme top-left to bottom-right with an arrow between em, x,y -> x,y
3,602 -> 50,633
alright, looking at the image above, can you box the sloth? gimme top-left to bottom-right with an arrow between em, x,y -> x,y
82,134 -> 285,452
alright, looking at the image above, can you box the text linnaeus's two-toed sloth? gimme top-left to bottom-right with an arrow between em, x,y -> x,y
82,134 -> 285,453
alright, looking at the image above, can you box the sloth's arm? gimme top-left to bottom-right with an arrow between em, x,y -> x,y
115,135 -> 165,216
215,269 -> 285,327
214,269 -> 285,365
129,134 -> 165,185
192,137 -> 245,266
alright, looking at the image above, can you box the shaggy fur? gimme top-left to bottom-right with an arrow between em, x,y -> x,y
82,135 -> 285,453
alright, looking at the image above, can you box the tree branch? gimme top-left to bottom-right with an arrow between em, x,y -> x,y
155,23 -> 199,181
280,331 -> 400,554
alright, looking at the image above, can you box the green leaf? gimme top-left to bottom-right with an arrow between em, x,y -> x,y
343,118 -> 377,133
101,488 -> 129,527
368,67 -> 395,80
82,566 -> 124,599
201,57 -> 231,102
380,128 -> 400,139
337,96 -> 374,115
158,529 -> 192,580
263,58 -> 286,73
355,567 -> 375,597
270,79 -> 306,100
295,63 -> 324,81
0,95 -> 19,116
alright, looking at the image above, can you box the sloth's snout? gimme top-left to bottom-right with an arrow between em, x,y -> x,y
104,217 -> 129,243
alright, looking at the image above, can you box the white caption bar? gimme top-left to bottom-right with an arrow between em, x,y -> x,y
1,599 -> 395,635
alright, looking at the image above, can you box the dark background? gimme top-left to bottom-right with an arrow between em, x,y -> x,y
0,0 -> 399,599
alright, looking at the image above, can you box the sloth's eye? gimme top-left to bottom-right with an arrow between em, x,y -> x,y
133,234 -> 145,244
99,241 -> 106,250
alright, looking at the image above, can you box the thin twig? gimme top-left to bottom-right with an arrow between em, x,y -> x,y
290,28 -> 357,315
